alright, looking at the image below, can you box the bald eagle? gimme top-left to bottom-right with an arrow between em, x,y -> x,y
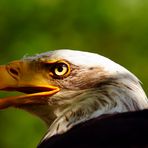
0,49 -> 148,147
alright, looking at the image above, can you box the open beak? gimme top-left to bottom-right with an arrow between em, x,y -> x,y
0,60 -> 60,109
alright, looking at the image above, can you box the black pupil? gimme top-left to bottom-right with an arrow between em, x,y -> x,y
57,65 -> 64,72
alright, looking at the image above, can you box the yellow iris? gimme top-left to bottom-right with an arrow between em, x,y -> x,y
54,64 -> 68,76
49,61 -> 70,78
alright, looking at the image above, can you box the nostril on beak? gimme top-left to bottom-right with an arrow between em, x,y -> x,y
10,68 -> 19,76
7,66 -> 20,80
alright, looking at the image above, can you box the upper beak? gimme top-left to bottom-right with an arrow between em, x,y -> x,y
0,60 -> 60,109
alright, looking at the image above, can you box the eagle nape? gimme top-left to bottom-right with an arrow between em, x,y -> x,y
0,49 -> 147,148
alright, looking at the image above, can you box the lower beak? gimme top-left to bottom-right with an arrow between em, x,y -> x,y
0,61 -> 60,109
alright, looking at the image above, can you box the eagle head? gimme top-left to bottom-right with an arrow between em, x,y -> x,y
0,49 -> 147,139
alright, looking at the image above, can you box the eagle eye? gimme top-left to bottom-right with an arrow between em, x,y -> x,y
50,61 -> 70,78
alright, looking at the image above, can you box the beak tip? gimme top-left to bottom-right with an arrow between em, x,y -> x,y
0,99 -> 10,110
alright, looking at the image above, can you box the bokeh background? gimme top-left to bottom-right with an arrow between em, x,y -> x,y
0,0 -> 148,147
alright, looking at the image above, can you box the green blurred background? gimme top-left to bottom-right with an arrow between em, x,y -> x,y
0,0 -> 148,147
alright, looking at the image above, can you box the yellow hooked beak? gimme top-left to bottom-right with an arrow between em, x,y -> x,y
0,60 -> 60,109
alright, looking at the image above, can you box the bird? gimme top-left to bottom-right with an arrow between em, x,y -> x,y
0,49 -> 147,147
38,109 -> 148,148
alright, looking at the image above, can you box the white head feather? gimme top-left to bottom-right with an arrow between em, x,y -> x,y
24,49 -> 148,139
